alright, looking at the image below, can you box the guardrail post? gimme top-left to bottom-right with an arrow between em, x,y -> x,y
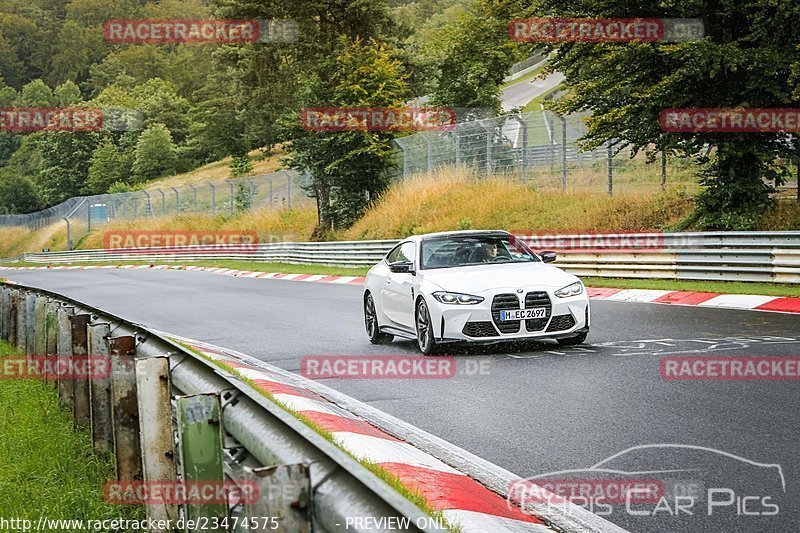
71,313 -> 92,427
176,393 -> 227,529
244,464 -> 312,532
88,321 -> 113,451
24,293 -> 35,355
0,287 -> 9,341
33,295 -> 47,375
45,299 -> 58,388
8,289 -> 18,346
109,336 -> 142,484
57,305 -> 75,410
135,356 -> 178,526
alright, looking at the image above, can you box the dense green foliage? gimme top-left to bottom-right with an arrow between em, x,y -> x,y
525,0 -> 800,229
0,0 -> 796,232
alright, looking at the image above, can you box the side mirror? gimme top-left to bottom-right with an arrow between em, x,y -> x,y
389,261 -> 415,274
540,251 -> 557,263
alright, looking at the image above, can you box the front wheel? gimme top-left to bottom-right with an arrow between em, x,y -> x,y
557,331 -> 588,346
365,293 -> 393,344
416,299 -> 439,355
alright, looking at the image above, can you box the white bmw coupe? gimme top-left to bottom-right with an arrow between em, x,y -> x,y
363,230 -> 590,354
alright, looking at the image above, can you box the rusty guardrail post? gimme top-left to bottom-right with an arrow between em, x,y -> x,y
15,290 -> 26,352
244,464 -> 312,532
109,335 -> 142,483
57,305 -> 75,410
24,292 -> 35,354
135,356 -> 178,526
0,287 -> 8,341
33,295 -> 47,381
71,313 -> 92,427
8,289 -> 18,346
88,321 -> 113,453
45,298 -> 59,388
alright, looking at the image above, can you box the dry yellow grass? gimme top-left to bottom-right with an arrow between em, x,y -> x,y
343,168 -> 695,240
78,207 -> 319,250
146,147 -> 285,189
3,167 -> 797,258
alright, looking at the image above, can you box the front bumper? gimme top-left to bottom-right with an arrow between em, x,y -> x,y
427,291 -> 590,343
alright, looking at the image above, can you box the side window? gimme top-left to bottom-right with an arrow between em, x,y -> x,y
386,241 -> 415,263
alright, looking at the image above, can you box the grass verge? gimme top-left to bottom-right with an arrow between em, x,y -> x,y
0,340 -> 143,520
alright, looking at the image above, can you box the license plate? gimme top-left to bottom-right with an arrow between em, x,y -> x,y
500,308 -> 547,321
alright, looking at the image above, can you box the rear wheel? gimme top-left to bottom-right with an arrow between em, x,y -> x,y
416,299 -> 439,355
557,331 -> 588,346
365,293 -> 393,344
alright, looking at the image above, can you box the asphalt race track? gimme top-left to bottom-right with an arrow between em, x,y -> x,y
5,268 -> 799,533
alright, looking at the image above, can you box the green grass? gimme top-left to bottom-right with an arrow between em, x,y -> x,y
582,277 -> 800,297
0,340 -> 143,520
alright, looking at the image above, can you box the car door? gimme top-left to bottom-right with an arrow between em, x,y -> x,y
381,241 -> 417,329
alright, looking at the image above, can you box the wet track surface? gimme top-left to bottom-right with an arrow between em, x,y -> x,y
5,268 -> 799,533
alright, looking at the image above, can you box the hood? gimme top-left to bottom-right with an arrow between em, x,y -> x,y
419,262 -> 578,294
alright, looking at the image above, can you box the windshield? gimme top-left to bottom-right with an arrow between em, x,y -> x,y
420,235 -> 540,270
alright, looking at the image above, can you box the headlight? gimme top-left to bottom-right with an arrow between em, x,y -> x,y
555,281 -> 583,298
432,292 -> 485,305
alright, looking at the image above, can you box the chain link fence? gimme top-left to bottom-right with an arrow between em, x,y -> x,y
393,110 -> 699,194
0,171 -> 312,249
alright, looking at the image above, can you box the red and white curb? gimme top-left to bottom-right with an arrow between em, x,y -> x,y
2,264 -> 799,314
166,334 -> 556,533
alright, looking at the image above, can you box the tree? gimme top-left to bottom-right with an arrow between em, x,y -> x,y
86,138 -> 130,193
431,0 -> 527,113
529,0 -> 800,229
33,130 -> 100,204
0,171 -> 40,213
286,37 -> 410,234
131,123 -> 176,182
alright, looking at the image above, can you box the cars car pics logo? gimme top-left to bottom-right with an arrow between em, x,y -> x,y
508,444 -> 785,519
0,355 -> 110,380
508,18 -> 704,43
103,230 -> 259,254
300,107 -> 457,132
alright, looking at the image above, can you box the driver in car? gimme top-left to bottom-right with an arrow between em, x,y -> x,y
480,242 -> 498,262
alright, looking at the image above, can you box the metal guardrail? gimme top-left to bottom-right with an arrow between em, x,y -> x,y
0,281 -> 456,532
5,232 -> 800,284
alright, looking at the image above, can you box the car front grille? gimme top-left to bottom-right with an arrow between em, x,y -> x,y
546,313 -> 576,332
491,293 -> 521,333
525,291 -> 552,331
462,321 -> 497,338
